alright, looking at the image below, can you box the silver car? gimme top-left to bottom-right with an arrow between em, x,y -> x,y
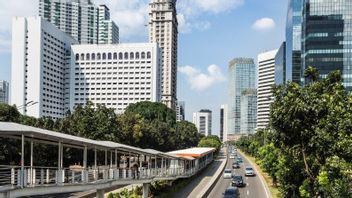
245,166 -> 256,176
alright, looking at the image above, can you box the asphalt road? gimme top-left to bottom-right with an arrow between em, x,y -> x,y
207,151 -> 270,198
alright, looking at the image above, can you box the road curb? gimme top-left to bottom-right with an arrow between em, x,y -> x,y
199,152 -> 228,198
238,150 -> 272,198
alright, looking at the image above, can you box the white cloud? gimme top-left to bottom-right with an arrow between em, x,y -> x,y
178,64 -> 226,91
252,17 -> 276,31
0,0 -> 38,53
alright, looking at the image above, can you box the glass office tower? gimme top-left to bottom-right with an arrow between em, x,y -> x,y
240,89 -> 257,134
228,58 -> 256,135
275,42 -> 286,85
286,0 -> 302,84
302,0 -> 352,90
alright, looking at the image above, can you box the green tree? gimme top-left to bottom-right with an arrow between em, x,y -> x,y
270,70 -> 352,197
0,103 -> 20,122
198,135 -> 222,154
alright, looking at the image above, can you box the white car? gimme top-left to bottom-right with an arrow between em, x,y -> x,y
229,154 -> 235,159
245,166 -> 256,176
223,169 -> 232,179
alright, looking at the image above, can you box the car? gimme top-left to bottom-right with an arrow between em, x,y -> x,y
236,156 -> 243,163
223,169 -> 232,179
229,154 -> 236,159
232,162 -> 240,169
232,175 -> 245,187
245,166 -> 256,176
223,186 -> 239,198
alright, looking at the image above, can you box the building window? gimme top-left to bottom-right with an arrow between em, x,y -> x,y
80,53 -> 85,60
113,53 -> 117,59
86,53 -> 90,60
147,52 -> 151,59
130,52 -> 134,59
75,54 -> 79,61
136,52 -> 140,59
103,53 -> 106,60
97,53 -> 101,60
108,53 -> 112,60
124,52 -> 128,59
141,52 -> 146,59
92,53 -> 96,60
119,52 -> 123,59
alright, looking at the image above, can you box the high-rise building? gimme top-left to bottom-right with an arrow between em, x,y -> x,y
98,5 -> 119,44
39,0 -> 119,44
70,43 -> 162,114
257,49 -> 278,130
0,80 -> 9,104
149,0 -> 178,109
301,0 -> 352,90
228,58 -> 256,136
240,89 -> 257,134
176,101 -> 185,121
220,104 -> 228,142
275,42 -> 286,85
286,0 -> 302,84
11,17 -> 77,119
193,109 -> 212,136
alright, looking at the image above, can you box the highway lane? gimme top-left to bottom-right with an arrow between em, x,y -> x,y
207,151 -> 270,198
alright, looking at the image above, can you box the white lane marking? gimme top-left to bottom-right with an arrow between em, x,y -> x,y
247,190 -> 250,196
247,182 -> 249,186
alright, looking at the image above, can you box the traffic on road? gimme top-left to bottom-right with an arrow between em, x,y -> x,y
207,146 -> 270,198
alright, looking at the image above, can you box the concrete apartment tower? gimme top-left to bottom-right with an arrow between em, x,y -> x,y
39,0 -> 119,44
149,0 -> 178,109
11,17 -> 77,119
193,110 -> 212,137
257,49 -> 278,130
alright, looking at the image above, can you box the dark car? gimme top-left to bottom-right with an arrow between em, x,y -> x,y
232,161 -> 240,169
232,175 -> 245,187
223,186 -> 239,198
236,156 -> 243,163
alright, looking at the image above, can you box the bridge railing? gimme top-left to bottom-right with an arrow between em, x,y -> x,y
0,165 -> 204,191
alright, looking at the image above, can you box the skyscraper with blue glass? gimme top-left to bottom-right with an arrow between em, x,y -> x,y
228,58 -> 256,136
301,0 -> 352,90
286,0 -> 302,84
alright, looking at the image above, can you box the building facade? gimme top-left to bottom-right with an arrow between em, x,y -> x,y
39,0 -> 119,44
275,42 -> 286,85
193,109 -> 212,136
301,0 -> 352,90
98,5 -> 119,44
220,104 -> 228,142
0,80 -> 9,104
257,49 -> 278,130
149,0 -> 178,109
240,89 -> 257,134
286,0 -> 302,84
228,58 -> 256,135
11,17 -> 77,119
70,43 -> 162,114
176,101 -> 185,121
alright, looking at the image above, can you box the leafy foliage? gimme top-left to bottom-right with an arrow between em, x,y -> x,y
198,135 -> 222,154
236,69 -> 352,198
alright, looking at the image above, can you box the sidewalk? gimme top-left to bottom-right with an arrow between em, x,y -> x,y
171,148 -> 227,198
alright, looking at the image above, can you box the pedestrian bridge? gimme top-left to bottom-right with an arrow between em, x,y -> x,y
0,122 -> 215,198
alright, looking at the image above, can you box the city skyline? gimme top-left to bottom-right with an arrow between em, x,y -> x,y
0,0 -> 288,135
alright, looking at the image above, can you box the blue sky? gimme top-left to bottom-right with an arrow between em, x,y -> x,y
0,0 -> 288,136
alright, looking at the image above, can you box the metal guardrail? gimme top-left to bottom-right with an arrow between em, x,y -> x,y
0,161 -> 211,192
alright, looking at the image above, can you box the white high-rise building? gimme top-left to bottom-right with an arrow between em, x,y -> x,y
11,17 -> 77,119
257,49 -> 278,130
193,109 -> 212,136
39,0 -> 119,44
70,43 -> 162,113
149,0 -> 178,109
176,101 -> 185,121
0,80 -> 9,104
